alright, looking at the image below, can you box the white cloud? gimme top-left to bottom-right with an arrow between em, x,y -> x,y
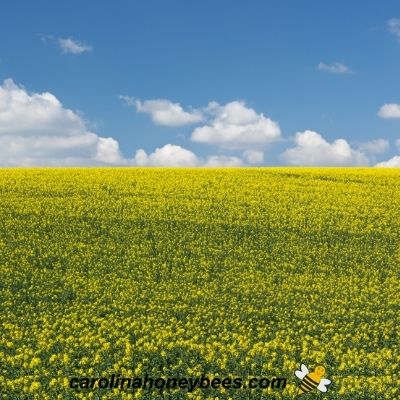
243,150 -> 264,164
281,130 -> 369,166
191,101 -> 280,150
357,139 -> 389,154
133,145 -> 248,167
119,95 -> 135,106
58,37 -> 92,54
134,144 -> 200,166
95,137 -> 125,164
205,155 -> 243,166
134,99 -> 203,126
378,103 -> 400,119
376,138 -> 400,167
0,82 -> 266,167
376,156 -> 400,167
38,33 -> 54,44
317,62 -> 352,74
388,18 -> 400,40
0,79 -> 126,166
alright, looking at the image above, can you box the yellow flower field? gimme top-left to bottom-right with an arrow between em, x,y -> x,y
0,168 -> 399,399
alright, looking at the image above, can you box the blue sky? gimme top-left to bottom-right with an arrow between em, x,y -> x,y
1,0 -> 400,166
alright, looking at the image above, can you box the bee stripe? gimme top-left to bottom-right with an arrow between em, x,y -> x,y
303,376 -> 318,387
300,381 -> 314,391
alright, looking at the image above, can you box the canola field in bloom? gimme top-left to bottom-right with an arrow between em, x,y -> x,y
0,168 -> 399,400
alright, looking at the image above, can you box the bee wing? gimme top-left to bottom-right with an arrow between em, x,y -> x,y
295,364 -> 309,380
317,378 -> 332,393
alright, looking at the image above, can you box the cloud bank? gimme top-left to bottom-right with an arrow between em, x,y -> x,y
0,79 -> 124,166
0,80 -> 396,167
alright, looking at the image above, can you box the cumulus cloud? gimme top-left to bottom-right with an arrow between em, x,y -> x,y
133,145 -> 249,167
205,155 -> 243,166
0,82 -> 261,167
191,101 -> 280,150
281,130 -> 368,166
58,37 -> 92,54
134,144 -> 200,166
243,150 -> 264,164
95,137 -> 125,164
0,79 -> 126,166
376,156 -> 400,167
357,139 -> 389,155
376,139 -> 400,167
388,18 -> 400,40
134,99 -> 203,126
378,103 -> 400,119
317,62 -> 352,74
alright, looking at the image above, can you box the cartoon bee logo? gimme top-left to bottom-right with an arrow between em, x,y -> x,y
295,364 -> 331,396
